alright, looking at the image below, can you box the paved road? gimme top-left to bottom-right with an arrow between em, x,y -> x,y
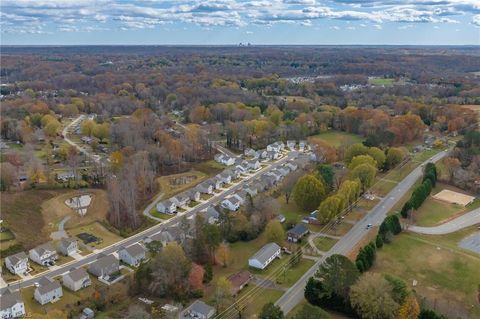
0,151 -> 297,294
275,150 -> 449,314
408,208 -> 480,235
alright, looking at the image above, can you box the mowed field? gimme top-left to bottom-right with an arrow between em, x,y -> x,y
372,228 -> 480,319
310,131 -> 364,148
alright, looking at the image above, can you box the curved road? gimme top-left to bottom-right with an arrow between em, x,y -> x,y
408,208 -> 480,235
275,149 -> 449,314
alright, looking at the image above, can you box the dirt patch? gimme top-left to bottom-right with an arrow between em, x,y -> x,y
432,189 -> 475,207
41,189 -> 109,232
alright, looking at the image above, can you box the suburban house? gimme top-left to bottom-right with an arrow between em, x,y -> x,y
277,167 -> 290,177
5,252 -> 29,275
0,289 -> 25,318
228,271 -> 252,296
34,277 -> 63,305
197,181 -> 214,194
186,189 -> 201,202
260,174 -> 276,189
230,168 -> 242,179
266,170 -> 282,182
287,140 -> 296,150
56,171 -> 75,182
147,230 -> 175,247
119,243 -> 147,267
243,184 -> 258,197
212,177 -> 224,190
156,199 -> 177,214
171,194 -> 190,208
267,142 -> 282,153
247,159 -> 261,171
258,150 -> 268,159
29,243 -> 58,266
232,190 -> 247,205
217,171 -> 232,184
87,254 -> 119,278
58,238 -> 79,256
248,243 -> 281,270
266,151 -> 280,160
180,300 -> 216,319
214,154 -> 235,166
244,148 -> 257,158
62,268 -> 91,292
285,162 -> 298,171
299,140 -> 307,152
205,206 -> 221,224
221,196 -> 241,211
80,308 -> 95,319
287,223 -> 310,243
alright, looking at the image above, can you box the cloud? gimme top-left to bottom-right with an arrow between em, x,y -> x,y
0,0 -> 476,34
472,14 -> 480,26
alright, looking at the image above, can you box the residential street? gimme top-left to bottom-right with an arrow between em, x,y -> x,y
0,151 -> 297,293
408,208 -> 480,235
274,150 -> 449,315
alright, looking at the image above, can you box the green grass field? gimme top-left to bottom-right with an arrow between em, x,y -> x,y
372,229 -> 480,318
368,77 -> 396,86
314,236 -> 339,252
192,160 -> 225,176
310,131 -> 364,148
149,209 -> 176,220
67,222 -> 123,249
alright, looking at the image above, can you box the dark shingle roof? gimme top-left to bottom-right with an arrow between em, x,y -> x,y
64,268 -> 89,282
37,277 -> 61,295
0,289 -> 23,311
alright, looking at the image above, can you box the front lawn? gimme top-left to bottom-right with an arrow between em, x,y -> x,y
314,236 -> 339,252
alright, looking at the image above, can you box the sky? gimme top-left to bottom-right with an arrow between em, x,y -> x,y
1,0 -> 479,45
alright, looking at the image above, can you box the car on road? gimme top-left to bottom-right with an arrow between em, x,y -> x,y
366,223 -> 373,229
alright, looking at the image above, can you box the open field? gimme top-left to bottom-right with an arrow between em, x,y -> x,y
67,222 -> 123,249
149,209 -> 176,220
231,284 -> 285,319
155,169 -> 207,199
310,131 -> 364,148
249,258 -> 315,288
368,77 -> 396,86
192,160 -> 225,176
372,229 -> 480,319
314,236 -> 339,252
42,189 -> 109,233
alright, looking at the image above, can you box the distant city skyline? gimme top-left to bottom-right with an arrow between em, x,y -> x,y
1,0 -> 479,45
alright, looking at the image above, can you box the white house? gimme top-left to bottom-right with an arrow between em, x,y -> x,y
62,268 -> 91,292
119,243 -> 147,267
243,184 -> 258,197
285,162 -> 298,171
299,140 -> 307,152
248,243 -> 281,270
197,182 -> 214,194
232,191 -> 247,205
29,243 -> 58,266
88,254 -> 119,278
266,151 -> 280,160
5,252 -> 29,275
58,238 -> 78,256
214,154 -> 235,166
244,148 -> 257,157
277,167 -> 290,177
258,150 -> 268,159
247,159 -> 261,171
221,196 -> 241,211
180,300 -> 216,319
235,164 -> 249,175
186,189 -> 201,202
205,206 -> 221,225
156,199 -> 177,214
217,171 -> 232,184
0,289 -> 25,318
212,177 -> 224,190
171,194 -> 190,208
34,277 -> 63,305
287,140 -> 296,150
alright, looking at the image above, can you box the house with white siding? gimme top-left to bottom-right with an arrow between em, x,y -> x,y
248,243 -> 281,270
5,252 -> 29,275
29,243 -> 58,266
119,244 -> 147,267
62,268 -> 91,292
58,238 -> 79,256
156,199 -> 177,214
87,254 -> 119,279
171,194 -> 190,208
0,289 -> 25,318
186,189 -> 201,202
197,181 -> 214,194
221,196 -> 241,211
247,159 -> 261,171
287,140 -> 296,150
34,277 -> 63,305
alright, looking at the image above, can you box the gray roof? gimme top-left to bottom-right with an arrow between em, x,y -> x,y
0,289 -> 23,311
31,243 -> 56,256
89,254 -> 118,271
288,224 -> 309,236
65,268 -> 89,282
122,243 -> 146,258
206,206 -> 220,218
227,196 -> 241,205
37,277 -> 61,295
250,243 -> 281,265
59,238 -> 77,250
150,231 -> 174,243
6,251 -> 28,266
185,300 -> 215,317
161,199 -> 175,207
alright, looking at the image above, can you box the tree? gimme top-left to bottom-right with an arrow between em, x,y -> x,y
397,295 -> 420,319
265,220 -> 285,244
348,154 -> 377,170
384,274 -> 408,304
309,138 -> 337,163
318,194 -> 345,223
43,120 -> 60,137
316,164 -> 335,192
93,122 -> 110,142
281,170 -> 304,204
344,143 -> 369,164
316,254 -> 360,301
418,309 -> 448,319
349,273 -> 400,319
350,163 -> 377,192
126,305 -> 151,319
81,119 -> 96,136
443,157 -> 461,182
214,276 -> 233,312
215,242 -> 230,267
386,147 -> 405,169
188,263 -> 205,292
259,302 -> 284,319
203,224 -> 221,264
293,175 -> 326,211
294,303 -> 329,319
367,147 -> 386,169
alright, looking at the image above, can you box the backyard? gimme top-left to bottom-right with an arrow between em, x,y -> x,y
67,222 -> 123,249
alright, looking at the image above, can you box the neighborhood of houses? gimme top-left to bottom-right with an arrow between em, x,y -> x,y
1,140 -> 313,318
